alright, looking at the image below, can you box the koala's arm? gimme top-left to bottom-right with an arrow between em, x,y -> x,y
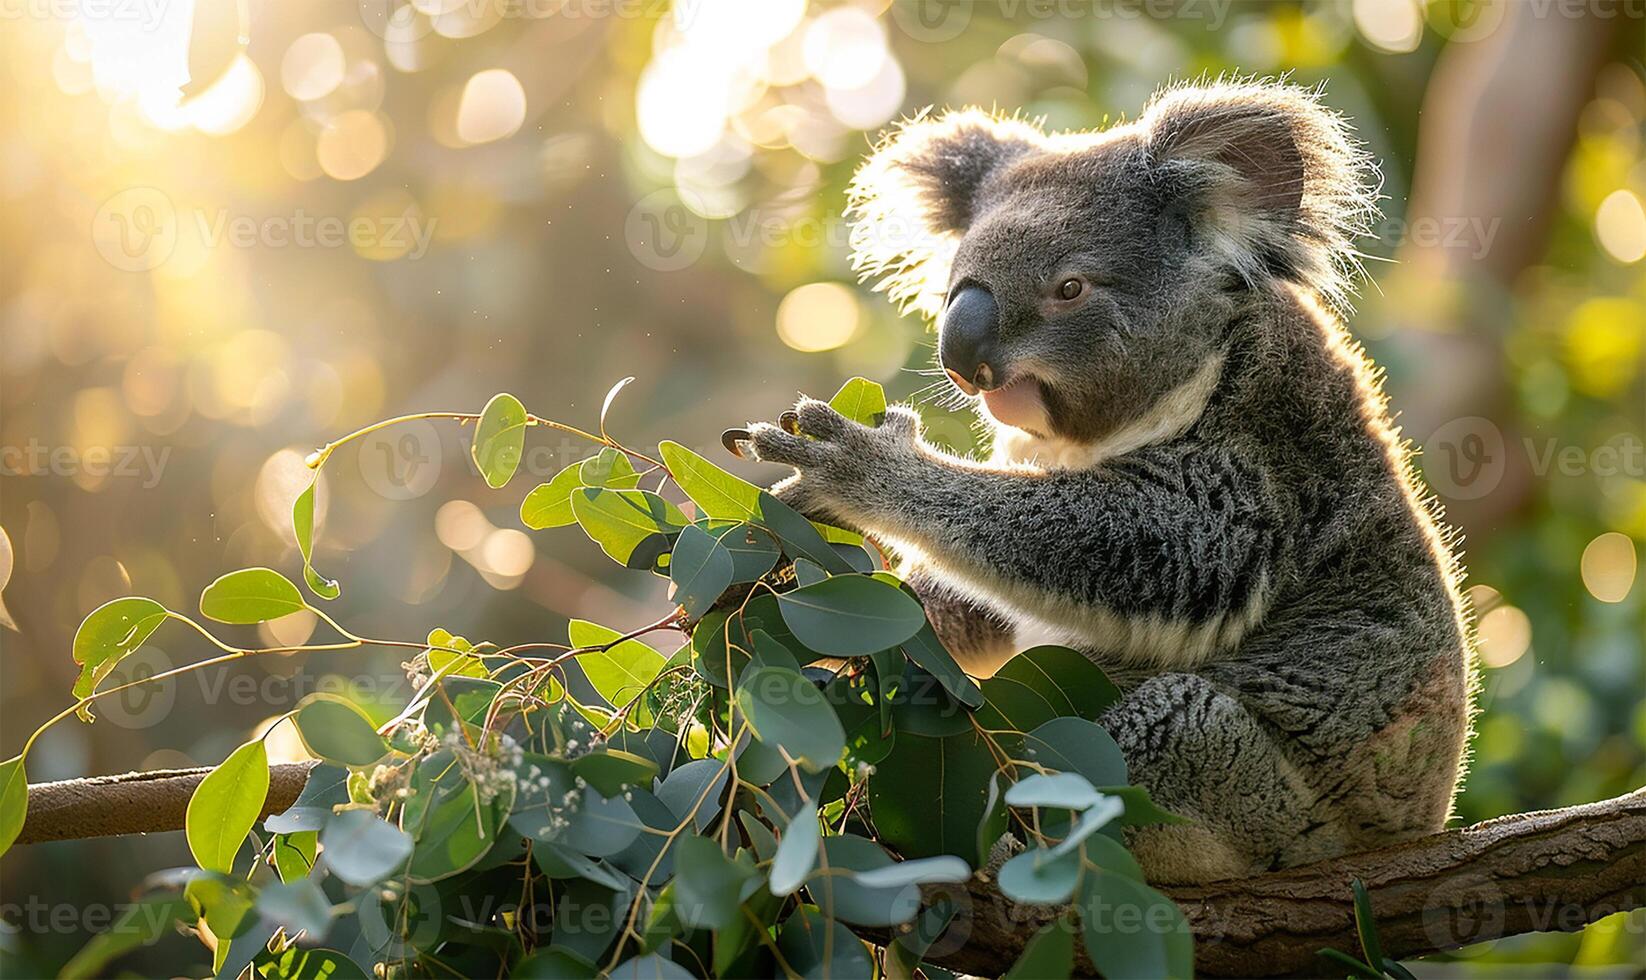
752,400 -> 1285,640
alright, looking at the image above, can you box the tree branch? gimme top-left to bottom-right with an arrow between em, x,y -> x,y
913,787 -> 1645,977
18,762 -> 316,845
17,769 -> 1643,977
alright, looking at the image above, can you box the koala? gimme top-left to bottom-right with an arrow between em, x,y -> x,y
746,79 -> 1476,884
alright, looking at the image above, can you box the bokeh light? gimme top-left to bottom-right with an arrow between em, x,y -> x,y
776,282 -> 861,352
1581,532 -> 1638,603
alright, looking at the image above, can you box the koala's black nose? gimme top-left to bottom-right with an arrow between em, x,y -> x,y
939,285 -> 1002,395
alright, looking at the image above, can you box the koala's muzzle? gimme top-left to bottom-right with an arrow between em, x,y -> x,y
940,285 -> 1002,396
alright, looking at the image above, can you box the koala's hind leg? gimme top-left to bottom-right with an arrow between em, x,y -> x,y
1099,672 -> 1314,884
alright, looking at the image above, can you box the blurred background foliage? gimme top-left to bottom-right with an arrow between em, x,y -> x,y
0,0 -> 1641,974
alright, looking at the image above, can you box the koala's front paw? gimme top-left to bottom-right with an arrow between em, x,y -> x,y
747,398 -> 921,523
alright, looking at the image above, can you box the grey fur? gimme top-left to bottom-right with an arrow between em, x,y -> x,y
749,79 -> 1474,884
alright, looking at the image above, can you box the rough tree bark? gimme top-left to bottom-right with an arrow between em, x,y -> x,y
17,772 -> 1644,977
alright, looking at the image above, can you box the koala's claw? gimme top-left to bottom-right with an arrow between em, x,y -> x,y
793,398 -> 850,439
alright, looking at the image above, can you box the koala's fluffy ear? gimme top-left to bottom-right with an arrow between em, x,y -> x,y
848,109 -> 1045,318
1141,79 -> 1380,314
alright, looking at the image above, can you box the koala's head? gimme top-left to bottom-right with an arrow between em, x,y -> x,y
848,79 -> 1378,443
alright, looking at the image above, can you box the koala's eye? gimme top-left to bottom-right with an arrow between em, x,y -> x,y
1057,278 -> 1084,301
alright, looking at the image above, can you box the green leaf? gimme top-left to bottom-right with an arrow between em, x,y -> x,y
473,392 -> 528,489
769,802 -> 819,896
1003,920 -> 1076,980
1044,796 -> 1125,860
736,666 -> 847,771
403,758 -> 515,883
264,764 -> 348,834
1023,717 -> 1128,788
520,462 -> 586,529
71,596 -> 168,718
669,523 -> 735,618
571,749 -> 659,797
533,843 -> 629,891
186,739 -> 269,874
319,809 -> 412,886
581,446 -> 641,489
869,728 -> 1004,863
256,879 -> 332,939
572,487 -> 686,569
571,619 -> 665,714
999,847 -> 1082,904
851,855 -> 971,889
0,755 -> 27,859
1081,833 -> 1145,880
1352,878 -> 1387,970
292,693 -> 391,767
976,645 -> 1121,731
292,479 -> 339,600
1005,772 -> 1104,811
776,576 -> 926,657
1081,872 -> 1194,979
778,907 -> 873,980
673,836 -> 754,930
809,835 -> 920,927
199,568 -> 307,624
703,520 -> 781,583
254,947 -> 368,979
901,621 -> 985,709
754,492 -> 853,573
514,949 -> 598,979
660,440 -> 762,521
608,788 -> 681,883
609,955 -> 694,980
829,376 -> 888,426
977,772 -> 1009,864
271,830 -> 317,883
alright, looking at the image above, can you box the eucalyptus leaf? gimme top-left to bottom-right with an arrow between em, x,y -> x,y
199,568 -> 307,625
660,440 -> 762,522
570,619 -> 664,716
319,810 -> 412,886
71,596 -> 168,717
292,693 -> 390,767
850,855 -> 971,889
999,847 -> 1082,904
1003,920 -> 1076,980
778,907 -> 874,980
776,576 -> 925,657
256,879 -> 332,939
473,392 -> 528,489
1004,772 -> 1104,811
828,377 -> 887,426
1081,871 -> 1194,979
976,645 -> 1120,731
292,479 -> 338,600
808,835 -> 920,927
673,836 -> 754,930
768,802 -> 819,896
869,728 -> 1004,863
703,520 -> 781,583
520,462 -> 586,529
571,488 -> 685,568
0,755 -> 26,859
186,739 -> 269,874
736,666 -> 846,772
580,446 -> 641,489
668,523 -> 734,618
